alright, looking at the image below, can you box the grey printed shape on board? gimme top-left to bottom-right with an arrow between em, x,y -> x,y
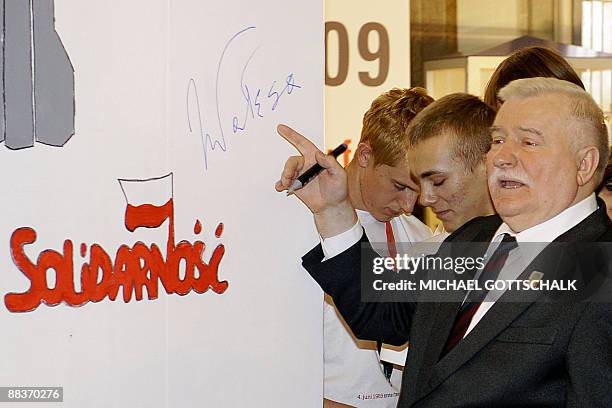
33,0 -> 75,147
2,0 -> 75,150
4,0 -> 34,149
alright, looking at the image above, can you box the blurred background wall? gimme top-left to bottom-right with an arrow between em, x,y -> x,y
325,0 -> 611,228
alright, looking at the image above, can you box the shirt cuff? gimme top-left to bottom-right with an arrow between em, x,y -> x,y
321,221 -> 363,260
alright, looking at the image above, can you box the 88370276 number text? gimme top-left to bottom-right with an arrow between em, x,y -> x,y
1,387 -> 63,402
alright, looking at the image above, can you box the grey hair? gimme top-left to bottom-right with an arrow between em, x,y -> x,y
499,77 -> 609,185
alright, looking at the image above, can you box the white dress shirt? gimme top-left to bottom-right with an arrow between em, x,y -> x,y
323,211 -> 431,407
378,225 -> 449,366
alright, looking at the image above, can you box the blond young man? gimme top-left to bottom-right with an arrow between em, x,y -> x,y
323,88 -> 433,408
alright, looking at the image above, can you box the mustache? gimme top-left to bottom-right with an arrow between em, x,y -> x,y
488,170 -> 530,185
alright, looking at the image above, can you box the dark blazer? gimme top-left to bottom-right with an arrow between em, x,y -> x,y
303,204 -> 612,407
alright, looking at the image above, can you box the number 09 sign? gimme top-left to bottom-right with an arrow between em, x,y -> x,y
326,21 -> 390,87
324,0 -> 410,156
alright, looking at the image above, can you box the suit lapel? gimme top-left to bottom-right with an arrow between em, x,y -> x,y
423,251 -> 559,396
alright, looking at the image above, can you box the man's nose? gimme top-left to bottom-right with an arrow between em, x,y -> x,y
419,186 -> 437,207
490,140 -> 518,168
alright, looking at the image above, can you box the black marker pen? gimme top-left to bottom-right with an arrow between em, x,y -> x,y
287,143 -> 348,194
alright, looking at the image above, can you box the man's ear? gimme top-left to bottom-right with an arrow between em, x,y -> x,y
576,145 -> 599,186
356,142 -> 373,168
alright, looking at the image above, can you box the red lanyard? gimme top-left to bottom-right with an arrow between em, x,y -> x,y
385,221 -> 398,271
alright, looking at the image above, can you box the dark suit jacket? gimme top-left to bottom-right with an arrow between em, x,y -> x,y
303,204 -> 612,407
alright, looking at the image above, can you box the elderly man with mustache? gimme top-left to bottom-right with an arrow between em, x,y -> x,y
276,77 -> 612,407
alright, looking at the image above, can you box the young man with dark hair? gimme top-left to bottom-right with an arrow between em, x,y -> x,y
380,93 -> 497,367
406,93 -> 497,235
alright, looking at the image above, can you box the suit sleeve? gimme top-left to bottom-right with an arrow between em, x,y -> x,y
302,232 -> 416,346
566,301 -> 612,407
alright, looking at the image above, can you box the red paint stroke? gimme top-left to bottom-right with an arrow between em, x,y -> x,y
125,200 -> 173,232
194,220 -> 202,234
80,243 -> 86,257
5,198 -> 228,313
215,223 -> 223,238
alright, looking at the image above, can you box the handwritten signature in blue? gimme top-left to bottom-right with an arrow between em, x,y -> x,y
187,26 -> 302,171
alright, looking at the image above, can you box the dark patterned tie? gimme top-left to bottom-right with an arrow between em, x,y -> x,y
440,234 -> 518,358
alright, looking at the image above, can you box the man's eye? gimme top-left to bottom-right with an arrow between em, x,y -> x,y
524,140 -> 538,147
395,184 -> 417,192
433,180 -> 445,187
491,137 -> 504,144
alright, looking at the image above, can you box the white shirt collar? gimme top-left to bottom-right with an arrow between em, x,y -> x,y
493,193 -> 598,243
355,208 -> 379,225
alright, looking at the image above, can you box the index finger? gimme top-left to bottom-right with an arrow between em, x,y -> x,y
277,124 -> 319,156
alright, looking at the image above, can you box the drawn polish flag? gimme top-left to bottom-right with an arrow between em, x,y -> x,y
118,173 -> 174,232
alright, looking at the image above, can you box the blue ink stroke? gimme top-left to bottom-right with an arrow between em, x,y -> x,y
186,25 -> 302,171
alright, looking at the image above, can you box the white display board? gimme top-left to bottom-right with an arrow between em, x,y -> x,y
0,1 -> 323,407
